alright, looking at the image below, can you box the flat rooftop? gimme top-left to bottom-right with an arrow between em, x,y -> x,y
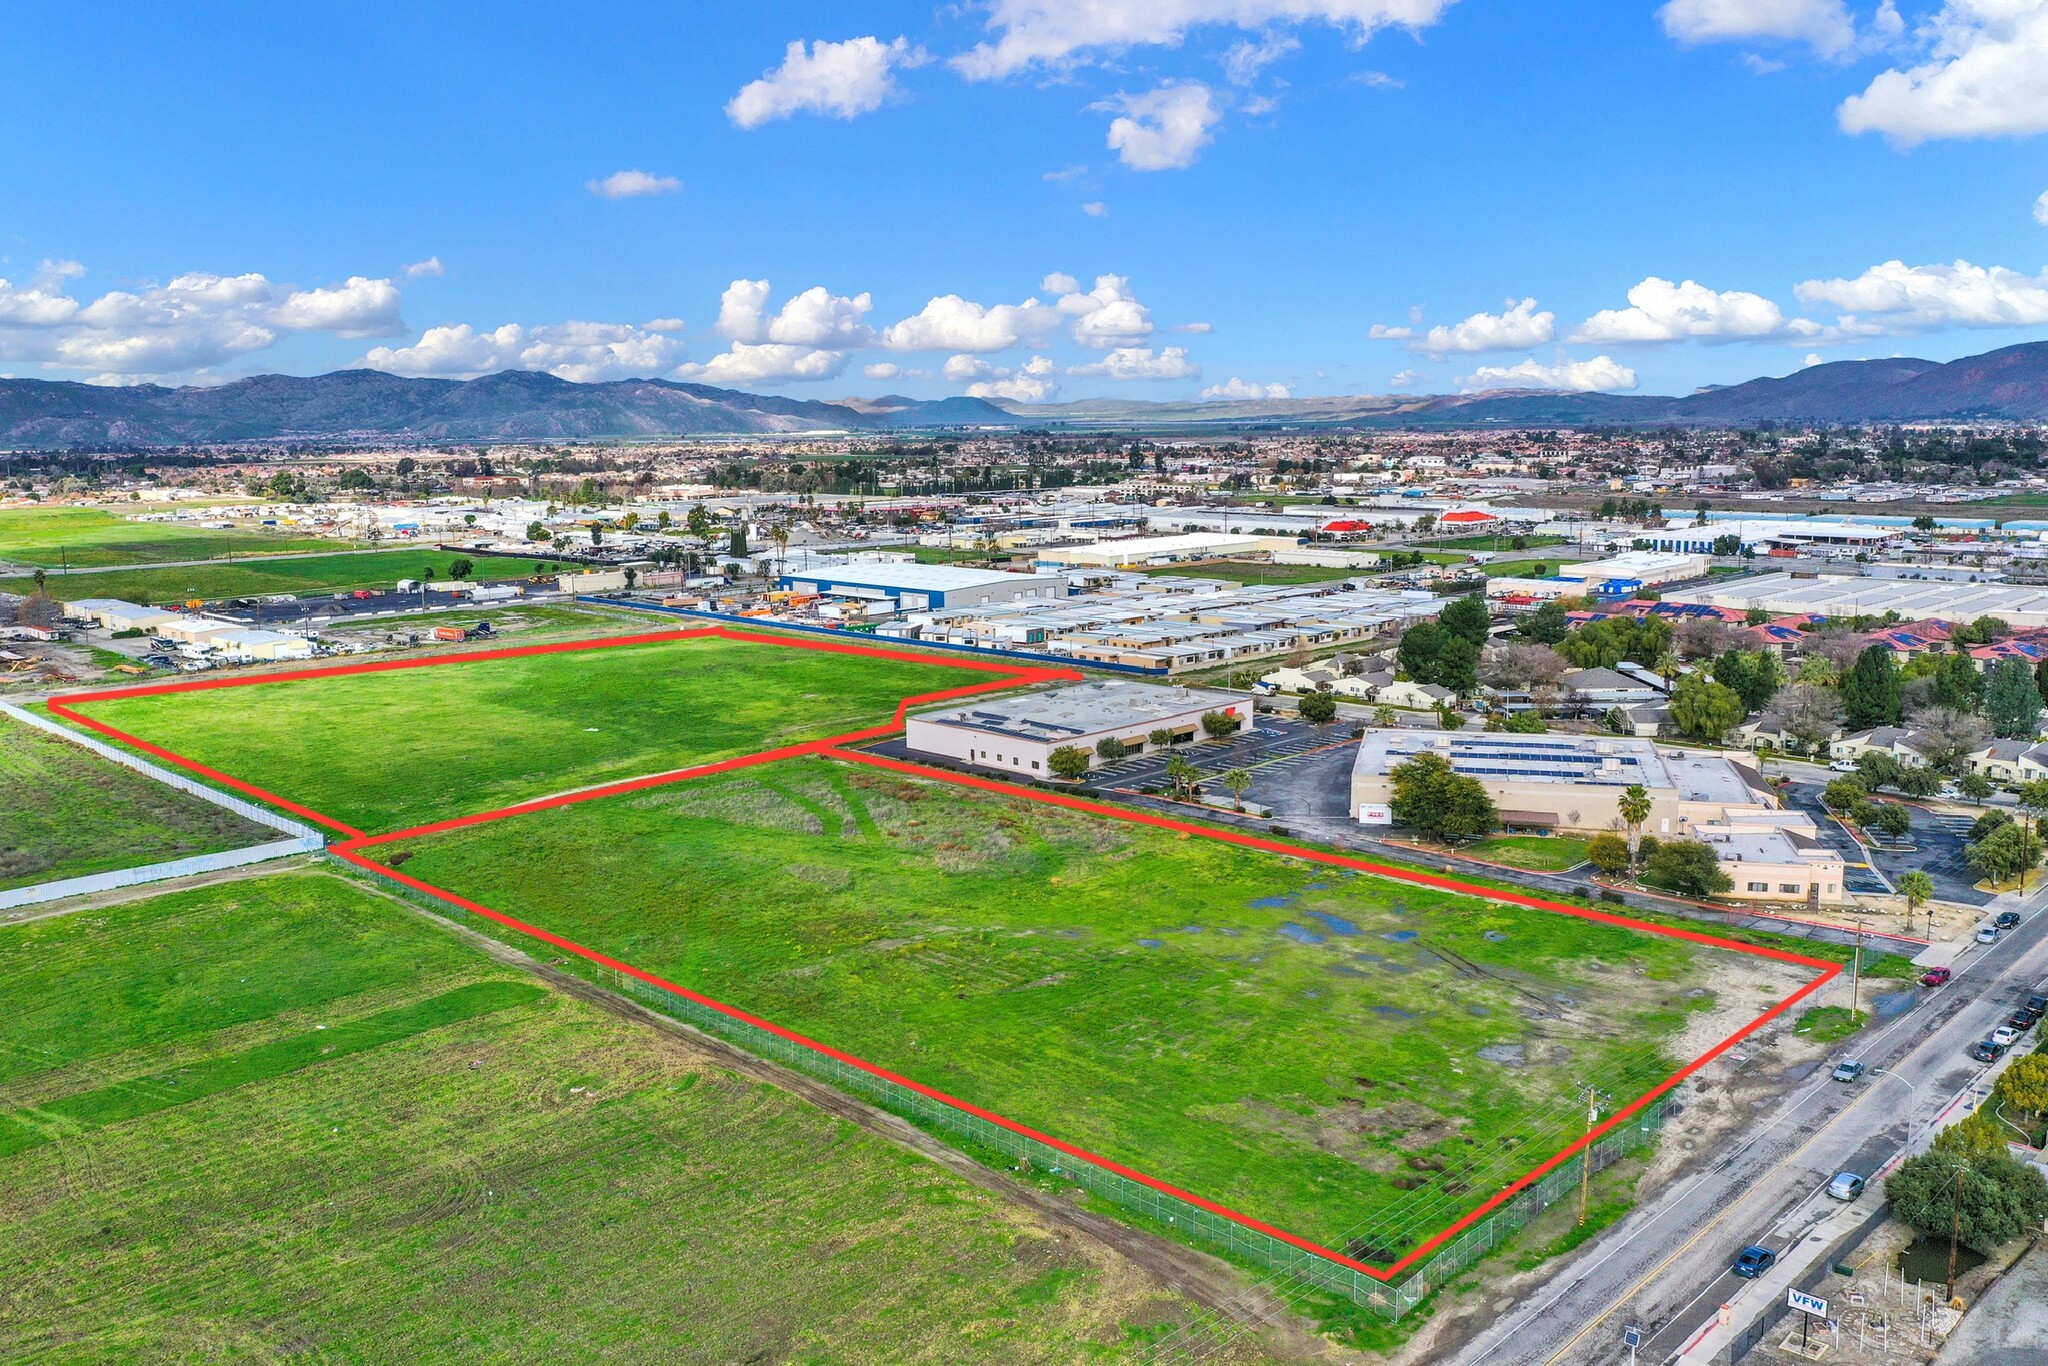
916,681 -> 1240,742
783,562 -> 1061,592
1352,731 -> 1768,803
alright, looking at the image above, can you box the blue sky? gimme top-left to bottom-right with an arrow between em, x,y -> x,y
3,1 -> 2046,401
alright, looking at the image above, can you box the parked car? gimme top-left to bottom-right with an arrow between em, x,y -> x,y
1973,1038 -> 2008,1062
1733,1245 -> 1778,1278
1997,911 -> 2023,930
1939,785 -> 1964,801
1978,925 -> 2003,945
1831,1060 -> 1866,1083
1921,967 -> 1954,988
1993,1024 -> 2022,1048
2027,994 -> 2048,1015
1825,1172 -> 1867,1201
1829,759 -> 1860,772
2008,1011 -> 2037,1033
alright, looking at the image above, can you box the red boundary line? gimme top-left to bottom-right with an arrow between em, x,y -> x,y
45,626 -> 1839,1284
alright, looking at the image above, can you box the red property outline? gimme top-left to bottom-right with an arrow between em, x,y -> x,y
46,627 -> 1840,1284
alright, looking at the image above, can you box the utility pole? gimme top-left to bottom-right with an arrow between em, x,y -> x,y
1947,1162 -> 1968,1303
1849,910 -> 1866,1022
1577,1084 -> 1603,1225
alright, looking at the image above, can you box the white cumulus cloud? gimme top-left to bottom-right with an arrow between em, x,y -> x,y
1099,83 -> 1222,171
965,355 -> 1060,402
1050,273 -> 1155,347
864,361 -> 902,379
1459,355 -> 1638,392
1067,345 -> 1198,380
1573,276 -> 1816,343
880,293 -> 1061,352
727,36 -> 928,128
0,267 -> 409,378
2037,189 -> 2048,224
1839,1 -> 2048,144
679,342 -> 851,385
1658,0 -> 1858,57
1201,377 -> 1291,399
403,257 -> 444,279
364,320 -> 681,382
1793,258 -> 2048,333
1412,297 -> 1555,355
1387,368 -> 1421,388
586,169 -> 681,199
952,0 -> 1457,80
712,279 -> 873,347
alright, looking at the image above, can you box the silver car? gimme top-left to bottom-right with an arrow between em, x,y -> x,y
1826,1171 -> 1866,1201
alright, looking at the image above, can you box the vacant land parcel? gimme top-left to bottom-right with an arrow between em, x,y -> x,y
368,754 -> 1817,1269
0,505 -> 348,568
0,711 -> 270,891
58,630 -> 1030,833
3,546 -> 551,604
0,872 -> 1254,1363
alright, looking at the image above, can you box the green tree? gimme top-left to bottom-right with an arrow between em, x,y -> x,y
1504,710 -> 1547,733
1887,1140 -> 2048,1255
1222,768 -> 1254,812
1822,775 -> 1869,812
1095,736 -> 1128,762
448,556 -> 475,581
1617,783 -> 1653,863
1969,808 -> 2013,842
1521,600 -> 1569,644
729,525 -> 748,558
1969,615 -> 2011,644
1298,692 -> 1338,724
588,522 -> 604,547
1870,802 -> 1912,842
1984,657 -> 2042,739
1931,651 -> 1985,712
1900,869 -> 1936,938
1163,754 -> 1201,800
1842,645 -> 1902,730
1958,772 -> 1994,801
1374,705 -> 1397,728
1199,710 -> 1241,740
1643,840 -> 1733,898
1148,728 -> 1176,750
1671,675 -> 1747,743
1856,750 -> 1903,791
1437,636 -> 1480,695
1048,746 -> 1092,781
1397,622 -> 1446,683
1438,594 -> 1492,648
2035,656 -> 2048,711
1967,822 -> 2043,889
1896,765 -> 1943,798
1996,1054 -> 2048,1122
526,520 -> 550,542
687,503 -> 715,540
1388,752 -> 1498,842
1587,832 -> 1631,876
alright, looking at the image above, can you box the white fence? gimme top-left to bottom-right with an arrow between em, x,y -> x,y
0,699 -> 324,911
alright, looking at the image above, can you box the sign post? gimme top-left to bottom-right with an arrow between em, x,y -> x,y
1622,1323 -> 1641,1365
1788,1289 -> 1829,1352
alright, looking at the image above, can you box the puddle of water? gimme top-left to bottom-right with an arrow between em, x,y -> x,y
1277,923 -> 1326,946
1467,1004 -> 1491,1016
1899,1236 -> 1984,1285
1373,1005 -> 1416,1018
1483,930 -> 1508,942
1218,928 -> 1243,938
1328,964 -> 1371,977
1250,895 -> 1297,910
1307,911 -> 1362,937
1177,925 -> 1204,934
1873,989 -> 1917,1022
1305,882 -> 1331,891
1382,929 -> 1420,943
1137,938 -> 1163,948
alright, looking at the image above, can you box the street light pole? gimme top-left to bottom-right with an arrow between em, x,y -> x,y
1577,1084 -> 1602,1225
1850,911 -> 1865,1022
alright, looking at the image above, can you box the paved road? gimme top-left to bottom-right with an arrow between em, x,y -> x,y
1450,888 -> 2048,1366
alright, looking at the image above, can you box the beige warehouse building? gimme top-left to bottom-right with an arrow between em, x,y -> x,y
1350,731 -> 1845,904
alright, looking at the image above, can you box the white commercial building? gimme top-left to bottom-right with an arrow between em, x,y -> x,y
1647,519 -> 1904,555
782,561 -> 1066,612
1034,532 -> 1299,569
906,681 -> 1249,776
1555,551 -> 1712,590
1671,572 -> 2048,630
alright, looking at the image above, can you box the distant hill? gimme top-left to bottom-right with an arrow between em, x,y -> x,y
0,340 -> 2043,447
0,370 -> 1016,446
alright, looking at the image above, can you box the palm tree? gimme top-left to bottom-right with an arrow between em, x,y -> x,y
1375,705 -> 1397,728
1164,755 -> 1200,802
1222,769 -> 1253,812
1618,783 -> 1653,865
1900,870 -> 1935,940
769,521 -> 792,578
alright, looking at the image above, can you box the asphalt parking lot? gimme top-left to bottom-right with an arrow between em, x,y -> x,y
1086,716 -> 1354,793
1781,778 -> 1990,906
1779,781 -> 1895,898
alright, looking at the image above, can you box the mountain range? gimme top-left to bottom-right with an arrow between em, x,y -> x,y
1,341 -> 2044,447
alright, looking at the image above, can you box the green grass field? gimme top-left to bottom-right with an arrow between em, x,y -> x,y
66,634 -> 1002,833
0,713 -> 271,890
378,755 -> 1745,1259
5,546 -> 553,605
0,505 -> 353,569
1458,836 -> 1591,872
0,873 -> 1239,1363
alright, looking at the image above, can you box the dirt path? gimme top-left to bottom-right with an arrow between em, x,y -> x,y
331,866 -> 1352,1366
